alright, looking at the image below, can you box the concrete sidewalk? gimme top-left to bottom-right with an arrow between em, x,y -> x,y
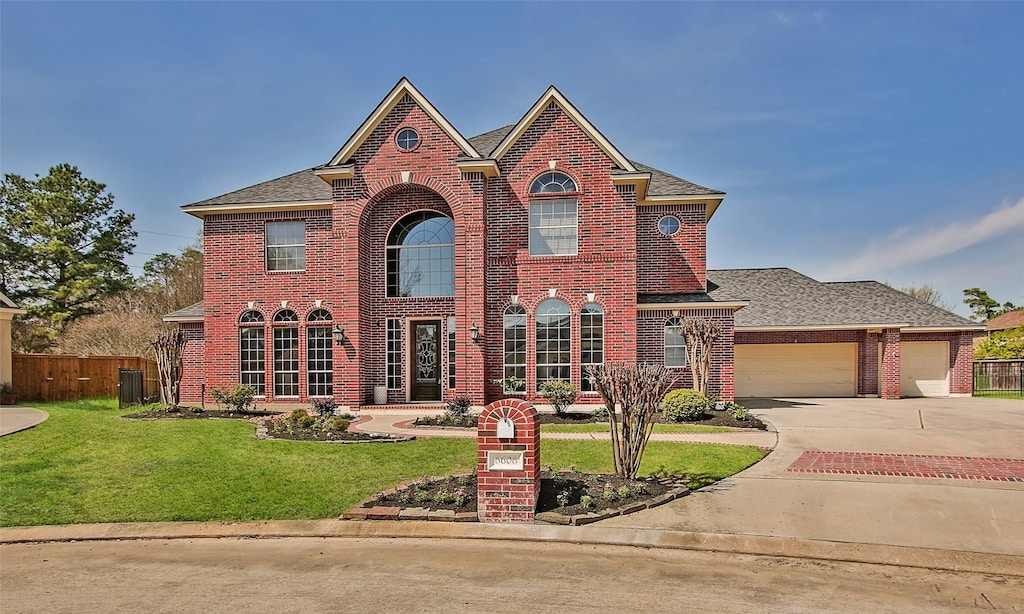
0,406 -> 48,436
598,397 -> 1024,556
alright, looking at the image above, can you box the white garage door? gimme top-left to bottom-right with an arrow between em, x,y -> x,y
900,341 -> 949,397
736,343 -> 857,397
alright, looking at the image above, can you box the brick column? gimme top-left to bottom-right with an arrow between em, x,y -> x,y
950,331 -> 976,395
880,328 -> 901,400
477,399 -> 540,523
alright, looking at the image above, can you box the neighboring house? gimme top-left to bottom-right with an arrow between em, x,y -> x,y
986,309 -> 1024,333
0,292 -> 27,385
166,78 -> 981,408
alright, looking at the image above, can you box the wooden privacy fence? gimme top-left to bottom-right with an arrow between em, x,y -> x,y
11,354 -> 159,402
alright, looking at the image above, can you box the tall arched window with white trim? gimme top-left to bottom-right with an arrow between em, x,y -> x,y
536,299 -> 571,389
503,305 -> 527,393
386,211 -> 455,297
306,309 -> 333,397
664,317 -> 687,368
528,172 -> 578,256
273,309 -> 299,397
239,310 -> 265,395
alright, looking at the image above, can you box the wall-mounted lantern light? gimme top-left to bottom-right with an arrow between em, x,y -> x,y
332,324 -> 346,346
469,323 -> 481,342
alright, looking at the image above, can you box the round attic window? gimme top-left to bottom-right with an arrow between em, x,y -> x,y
658,215 -> 681,236
396,128 -> 420,151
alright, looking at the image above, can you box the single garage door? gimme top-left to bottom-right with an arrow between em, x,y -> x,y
736,343 -> 857,397
900,341 -> 949,397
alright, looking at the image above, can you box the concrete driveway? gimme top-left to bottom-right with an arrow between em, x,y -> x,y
599,397 -> 1024,556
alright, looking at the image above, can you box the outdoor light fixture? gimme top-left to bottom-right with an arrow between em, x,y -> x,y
469,323 -> 481,342
332,324 -> 346,346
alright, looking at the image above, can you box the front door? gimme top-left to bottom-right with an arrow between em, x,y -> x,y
410,320 -> 442,402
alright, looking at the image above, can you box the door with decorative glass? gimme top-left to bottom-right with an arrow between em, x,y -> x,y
410,320 -> 442,401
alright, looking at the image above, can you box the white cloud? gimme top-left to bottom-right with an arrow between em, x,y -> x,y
823,197 -> 1024,279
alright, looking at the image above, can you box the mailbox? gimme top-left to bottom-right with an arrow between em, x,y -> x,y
496,416 -> 515,439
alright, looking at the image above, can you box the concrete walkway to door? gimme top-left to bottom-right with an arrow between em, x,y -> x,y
597,397 -> 1024,556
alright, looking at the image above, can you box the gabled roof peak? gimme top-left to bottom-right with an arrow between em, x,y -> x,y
488,85 -> 637,172
326,77 -> 481,167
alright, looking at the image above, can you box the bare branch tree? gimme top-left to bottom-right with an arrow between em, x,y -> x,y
588,362 -> 677,479
152,328 -> 186,406
681,317 -> 721,395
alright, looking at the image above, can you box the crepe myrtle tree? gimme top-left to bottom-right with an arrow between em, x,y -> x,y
681,316 -> 722,396
587,362 -> 677,479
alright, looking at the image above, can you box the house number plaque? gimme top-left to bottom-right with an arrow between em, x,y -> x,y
486,450 -> 524,471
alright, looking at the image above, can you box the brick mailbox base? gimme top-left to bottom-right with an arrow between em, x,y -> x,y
477,399 -> 540,523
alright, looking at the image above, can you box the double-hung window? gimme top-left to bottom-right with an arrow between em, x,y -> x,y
266,221 -> 305,271
528,172 -> 578,256
664,317 -> 687,368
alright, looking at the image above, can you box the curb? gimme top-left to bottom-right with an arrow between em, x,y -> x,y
2,520 -> 1021,578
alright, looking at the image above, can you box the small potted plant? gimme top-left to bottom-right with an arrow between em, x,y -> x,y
0,382 -> 16,405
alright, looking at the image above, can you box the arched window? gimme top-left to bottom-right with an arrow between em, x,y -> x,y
536,299 -> 570,390
386,211 -> 455,297
580,304 -> 603,392
273,310 -> 299,396
502,305 -> 527,393
664,317 -> 687,368
307,310 -> 332,397
239,311 -> 265,395
528,172 -> 578,256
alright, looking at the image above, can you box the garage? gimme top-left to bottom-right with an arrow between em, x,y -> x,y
899,341 -> 950,397
735,343 -> 857,398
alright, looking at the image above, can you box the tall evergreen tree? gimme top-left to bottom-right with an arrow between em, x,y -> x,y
1,164 -> 136,345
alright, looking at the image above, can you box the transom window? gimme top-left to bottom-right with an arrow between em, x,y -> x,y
395,128 -> 420,151
239,310 -> 264,324
536,299 -> 571,390
503,305 -> 527,393
386,211 -> 455,297
580,303 -> 604,392
273,309 -> 298,322
307,309 -> 332,322
530,172 -> 577,194
664,317 -> 687,368
266,221 -> 305,271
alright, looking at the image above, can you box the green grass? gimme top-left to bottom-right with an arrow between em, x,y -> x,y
0,399 -> 766,527
973,391 -> 1024,400
541,422 -> 732,434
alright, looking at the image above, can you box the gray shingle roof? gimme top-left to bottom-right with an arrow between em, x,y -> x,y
163,301 -> 204,321
707,268 -> 980,329
627,161 -> 724,197
467,125 -> 514,157
183,168 -> 331,209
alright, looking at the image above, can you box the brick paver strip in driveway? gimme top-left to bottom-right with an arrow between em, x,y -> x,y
787,451 -> 1024,482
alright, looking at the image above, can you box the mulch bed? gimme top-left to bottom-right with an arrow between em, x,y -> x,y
412,409 -> 766,430
359,471 -> 682,517
122,407 -> 278,420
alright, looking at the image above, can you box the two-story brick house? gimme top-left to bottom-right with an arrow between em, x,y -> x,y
166,78 -> 981,408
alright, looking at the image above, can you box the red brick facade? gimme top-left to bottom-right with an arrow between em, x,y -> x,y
177,81 -> 973,407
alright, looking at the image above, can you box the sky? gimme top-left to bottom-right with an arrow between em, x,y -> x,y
2,1 -> 1022,318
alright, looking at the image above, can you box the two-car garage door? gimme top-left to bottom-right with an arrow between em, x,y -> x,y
735,341 -> 950,398
735,343 -> 857,398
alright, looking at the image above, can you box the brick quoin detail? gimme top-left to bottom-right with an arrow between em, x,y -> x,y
477,399 -> 540,523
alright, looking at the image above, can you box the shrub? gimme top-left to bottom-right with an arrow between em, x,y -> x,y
592,406 -> 610,420
540,380 -> 577,416
726,402 -> 750,421
310,398 -> 339,416
322,416 -> 351,432
445,396 -> 473,418
492,376 -> 526,394
210,385 -> 257,413
579,495 -> 594,510
662,388 -> 712,422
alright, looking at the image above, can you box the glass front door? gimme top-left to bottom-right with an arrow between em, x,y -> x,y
410,321 -> 441,402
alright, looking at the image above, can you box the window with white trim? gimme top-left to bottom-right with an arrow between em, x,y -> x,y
273,309 -> 299,396
580,303 -> 603,392
529,171 -> 578,257
664,317 -> 687,368
386,318 -> 402,389
386,211 -> 455,297
239,310 -> 265,395
503,305 -> 527,393
447,317 -> 456,390
266,221 -> 305,271
536,299 -> 571,389
307,309 -> 332,397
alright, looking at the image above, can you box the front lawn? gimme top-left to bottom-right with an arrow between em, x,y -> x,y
0,399 -> 765,527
